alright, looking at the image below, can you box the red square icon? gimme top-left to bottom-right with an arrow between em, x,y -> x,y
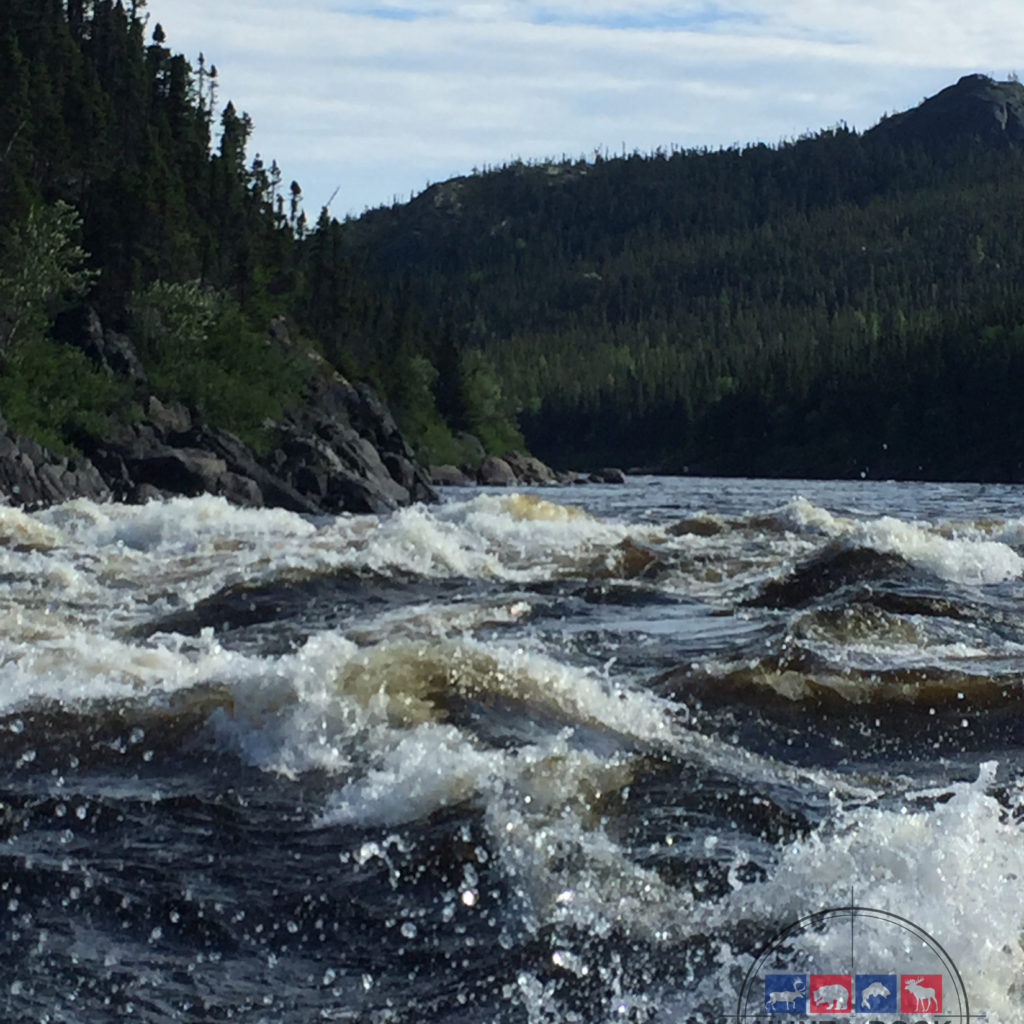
901,974 -> 942,1014
808,974 -> 852,1013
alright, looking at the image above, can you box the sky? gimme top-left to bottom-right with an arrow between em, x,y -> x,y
142,0 -> 1024,219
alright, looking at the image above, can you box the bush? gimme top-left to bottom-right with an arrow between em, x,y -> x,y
130,281 -> 309,451
0,336 -> 131,454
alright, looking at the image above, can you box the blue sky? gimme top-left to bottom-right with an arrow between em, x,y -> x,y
143,1 -> 1024,219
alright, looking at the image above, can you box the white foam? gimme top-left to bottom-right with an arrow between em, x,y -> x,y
0,625 -> 265,712
705,763 -> 1024,1021
857,516 -> 1024,584
318,723 -> 507,826
781,498 -> 1024,585
38,494 -> 318,553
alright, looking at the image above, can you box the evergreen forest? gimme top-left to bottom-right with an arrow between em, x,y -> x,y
343,75 -> 1024,481
4,0 -> 1024,483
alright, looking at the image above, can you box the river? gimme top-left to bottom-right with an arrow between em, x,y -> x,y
0,476 -> 1021,1022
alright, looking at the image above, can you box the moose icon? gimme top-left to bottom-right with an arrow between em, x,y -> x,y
903,975 -> 941,1013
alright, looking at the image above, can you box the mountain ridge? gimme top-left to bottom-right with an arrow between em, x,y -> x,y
339,73 -> 1024,481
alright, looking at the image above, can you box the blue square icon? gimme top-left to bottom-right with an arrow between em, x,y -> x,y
764,974 -> 807,1013
856,974 -> 899,1013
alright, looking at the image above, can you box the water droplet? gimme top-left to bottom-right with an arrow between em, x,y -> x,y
400,921 -> 417,939
322,968 -> 336,986
286,920 -> 299,934
362,973 -> 374,991
460,889 -> 478,907
356,842 -> 379,865
129,727 -> 145,745
75,805 -> 87,820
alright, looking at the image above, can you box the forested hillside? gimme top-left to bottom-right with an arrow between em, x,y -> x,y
0,0 -> 505,473
341,74 -> 1024,481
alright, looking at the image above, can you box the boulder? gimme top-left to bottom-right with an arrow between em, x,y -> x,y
555,470 -> 583,485
503,450 -> 557,485
145,395 -> 192,438
589,467 -> 627,484
278,367 -> 438,511
0,415 -> 110,508
431,464 -> 475,486
477,455 -> 516,486
456,432 -> 486,463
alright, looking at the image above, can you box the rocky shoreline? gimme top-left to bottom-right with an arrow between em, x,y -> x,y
430,456 -> 627,488
0,313 -> 626,515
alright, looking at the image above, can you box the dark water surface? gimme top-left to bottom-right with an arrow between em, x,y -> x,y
1,478 -> 1022,1022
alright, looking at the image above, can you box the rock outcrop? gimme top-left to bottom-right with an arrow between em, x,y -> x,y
1,312 -> 438,514
271,371 -> 436,513
867,74 -> 1024,150
0,415 -> 110,508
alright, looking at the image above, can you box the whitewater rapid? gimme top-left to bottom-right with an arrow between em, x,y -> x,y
1,478 -> 1022,1022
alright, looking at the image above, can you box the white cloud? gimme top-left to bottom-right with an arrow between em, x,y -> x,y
142,1 -> 1024,216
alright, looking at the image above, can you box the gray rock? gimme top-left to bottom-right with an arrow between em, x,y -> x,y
431,464 -> 475,486
68,307 -> 148,382
478,456 -> 516,486
589,467 -> 627,484
456,432 -> 486,462
10,311 -> 440,516
503,450 -> 557,484
868,74 -> 1024,150
125,447 -> 227,496
216,471 -> 264,508
0,414 -> 110,508
146,395 -> 192,438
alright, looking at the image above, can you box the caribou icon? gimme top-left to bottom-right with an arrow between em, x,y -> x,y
904,976 -> 939,1012
766,977 -> 804,1011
